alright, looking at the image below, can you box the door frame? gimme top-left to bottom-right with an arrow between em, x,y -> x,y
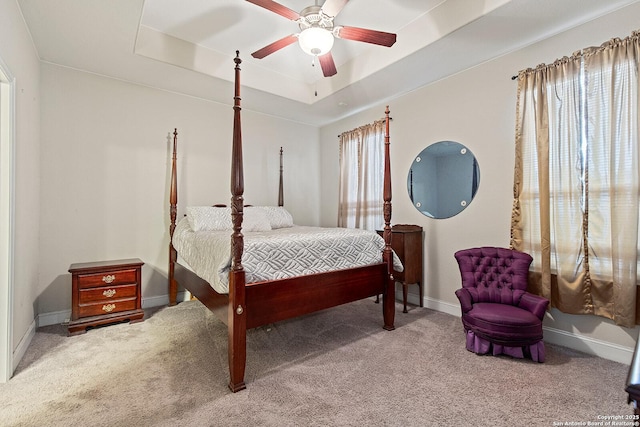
0,55 -> 15,382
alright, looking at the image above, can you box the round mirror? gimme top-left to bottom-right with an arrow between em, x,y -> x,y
407,141 -> 480,219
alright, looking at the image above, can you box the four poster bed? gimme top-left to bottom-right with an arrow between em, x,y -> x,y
167,52 -> 397,392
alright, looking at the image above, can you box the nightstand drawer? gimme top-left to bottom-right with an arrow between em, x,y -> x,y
78,283 -> 138,303
78,297 -> 138,318
76,269 -> 138,289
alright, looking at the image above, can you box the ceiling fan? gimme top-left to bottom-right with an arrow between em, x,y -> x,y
246,0 -> 397,77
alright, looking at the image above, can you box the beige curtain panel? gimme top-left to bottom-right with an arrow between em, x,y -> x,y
338,119 -> 386,230
511,30 -> 640,328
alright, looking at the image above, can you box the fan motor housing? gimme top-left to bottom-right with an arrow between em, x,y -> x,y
298,5 -> 334,31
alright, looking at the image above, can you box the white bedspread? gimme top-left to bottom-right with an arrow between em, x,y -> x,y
172,217 -> 403,294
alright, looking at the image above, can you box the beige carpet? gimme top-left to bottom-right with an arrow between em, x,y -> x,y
1,298 -> 632,426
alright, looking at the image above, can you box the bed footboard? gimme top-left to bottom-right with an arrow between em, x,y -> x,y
245,264 -> 389,328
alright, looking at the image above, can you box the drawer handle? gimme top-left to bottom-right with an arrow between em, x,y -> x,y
103,289 -> 116,298
102,274 -> 116,284
102,303 -> 116,312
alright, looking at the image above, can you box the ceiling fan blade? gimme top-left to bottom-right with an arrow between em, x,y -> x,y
318,52 -> 337,77
335,26 -> 397,47
245,0 -> 301,21
320,0 -> 348,18
251,34 -> 298,59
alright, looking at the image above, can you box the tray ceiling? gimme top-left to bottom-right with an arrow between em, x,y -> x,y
17,0 -> 640,125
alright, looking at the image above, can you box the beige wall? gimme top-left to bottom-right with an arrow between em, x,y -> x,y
37,63 -> 320,315
0,0 -> 41,357
319,2 -> 640,359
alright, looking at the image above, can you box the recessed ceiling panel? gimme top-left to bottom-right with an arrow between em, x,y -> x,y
136,0 -> 454,102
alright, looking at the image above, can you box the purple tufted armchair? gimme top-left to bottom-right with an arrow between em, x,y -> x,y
454,247 -> 549,362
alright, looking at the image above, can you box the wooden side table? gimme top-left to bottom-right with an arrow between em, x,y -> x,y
378,225 -> 424,313
68,258 -> 144,336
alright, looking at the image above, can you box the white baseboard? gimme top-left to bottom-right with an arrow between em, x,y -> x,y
399,290 -> 635,365
396,289 -> 459,316
37,309 -> 71,328
542,326 -> 634,365
12,319 -> 35,373
141,294 -> 174,309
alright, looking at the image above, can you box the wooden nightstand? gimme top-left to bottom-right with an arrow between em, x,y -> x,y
378,225 -> 423,313
68,258 -> 144,336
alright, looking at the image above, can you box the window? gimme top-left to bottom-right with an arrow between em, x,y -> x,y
337,120 -> 386,230
512,32 -> 640,327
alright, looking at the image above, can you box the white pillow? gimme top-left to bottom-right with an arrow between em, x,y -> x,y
255,206 -> 294,229
243,207 -> 272,232
186,206 -> 272,232
186,206 -> 231,231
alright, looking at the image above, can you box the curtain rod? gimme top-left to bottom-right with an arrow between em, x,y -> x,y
511,28 -> 640,81
337,117 -> 393,138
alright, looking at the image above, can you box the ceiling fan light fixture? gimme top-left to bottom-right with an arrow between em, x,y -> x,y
298,27 -> 334,56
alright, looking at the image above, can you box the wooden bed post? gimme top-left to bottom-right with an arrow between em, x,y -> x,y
228,51 -> 247,393
382,106 -> 395,331
278,147 -> 284,207
169,128 -> 178,306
